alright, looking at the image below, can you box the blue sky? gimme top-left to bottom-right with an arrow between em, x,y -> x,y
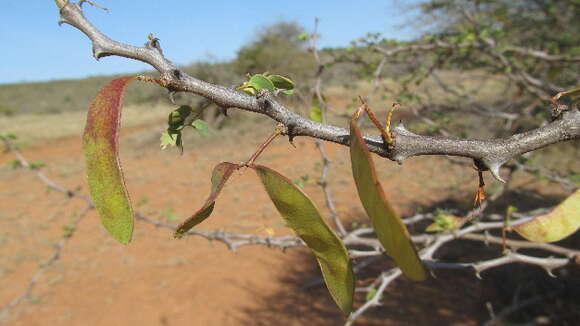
0,1 -> 422,84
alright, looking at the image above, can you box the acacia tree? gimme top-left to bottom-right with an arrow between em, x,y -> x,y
3,0 -> 577,324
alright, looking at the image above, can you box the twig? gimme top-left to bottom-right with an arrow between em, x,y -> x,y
55,2 -> 580,183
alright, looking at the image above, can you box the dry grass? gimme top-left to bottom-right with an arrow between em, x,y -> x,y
0,103 -> 172,146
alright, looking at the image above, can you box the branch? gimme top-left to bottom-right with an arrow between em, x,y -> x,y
56,2 -> 580,183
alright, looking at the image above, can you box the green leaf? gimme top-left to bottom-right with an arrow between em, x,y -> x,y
425,214 -> 465,232
349,112 -> 427,281
365,288 -> 380,302
28,161 -> 45,170
297,32 -> 309,41
162,106 -> 205,153
267,74 -> 295,91
191,119 -> 209,136
252,165 -> 354,315
237,73 -> 294,95
83,76 -> 137,244
309,94 -> 323,122
7,160 -> 23,169
513,189 -> 580,242
174,162 -> 240,238
160,130 -> 179,150
237,74 -> 276,95
168,105 -> 192,130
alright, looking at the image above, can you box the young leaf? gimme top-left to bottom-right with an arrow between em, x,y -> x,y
191,119 -> 209,136
168,105 -> 193,130
237,74 -> 276,95
425,214 -> 465,232
349,112 -> 427,281
267,74 -> 295,91
83,76 -> 137,244
309,94 -> 323,123
160,130 -> 179,150
253,165 -> 354,315
513,189 -> 580,242
174,162 -> 240,238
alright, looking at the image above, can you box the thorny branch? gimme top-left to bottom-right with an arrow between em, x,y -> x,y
3,138 -> 577,325
55,1 -> 580,183
0,2 -> 568,324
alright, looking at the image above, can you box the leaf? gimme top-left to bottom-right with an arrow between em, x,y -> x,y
174,162 -> 240,238
365,288 -> 379,302
425,214 -> 465,232
191,119 -> 209,136
513,189 -> 580,242
162,106 -> 206,153
160,130 -> 179,150
83,76 -> 137,244
237,74 -> 276,95
267,74 -> 295,91
349,112 -> 427,281
309,94 -> 323,122
252,165 -> 354,314
168,105 -> 193,130
297,32 -> 309,41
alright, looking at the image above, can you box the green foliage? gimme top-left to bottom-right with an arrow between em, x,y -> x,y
83,77 -> 137,244
0,133 -> 17,140
349,110 -> 427,281
254,165 -> 354,314
173,160 -> 355,314
309,94 -> 323,122
160,105 -> 208,153
425,211 -> 464,232
234,22 -> 315,89
7,160 -> 23,169
237,73 -> 295,96
28,161 -> 45,170
418,0 -> 579,88
292,174 -> 310,189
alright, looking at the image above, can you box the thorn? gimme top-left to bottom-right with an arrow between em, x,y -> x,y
393,155 -> 404,165
78,0 -> 108,11
287,123 -> 297,146
168,91 -> 177,104
546,268 -> 556,278
489,164 -> 506,183
92,46 -> 106,60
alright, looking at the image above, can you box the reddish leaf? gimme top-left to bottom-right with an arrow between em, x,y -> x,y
174,162 -> 240,238
83,76 -> 137,244
349,112 -> 427,281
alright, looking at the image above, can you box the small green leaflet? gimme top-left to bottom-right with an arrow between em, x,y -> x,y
160,105 -> 208,153
237,73 -> 295,96
309,94 -> 324,122
191,119 -> 209,136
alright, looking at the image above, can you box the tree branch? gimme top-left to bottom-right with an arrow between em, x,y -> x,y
56,1 -> 580,183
